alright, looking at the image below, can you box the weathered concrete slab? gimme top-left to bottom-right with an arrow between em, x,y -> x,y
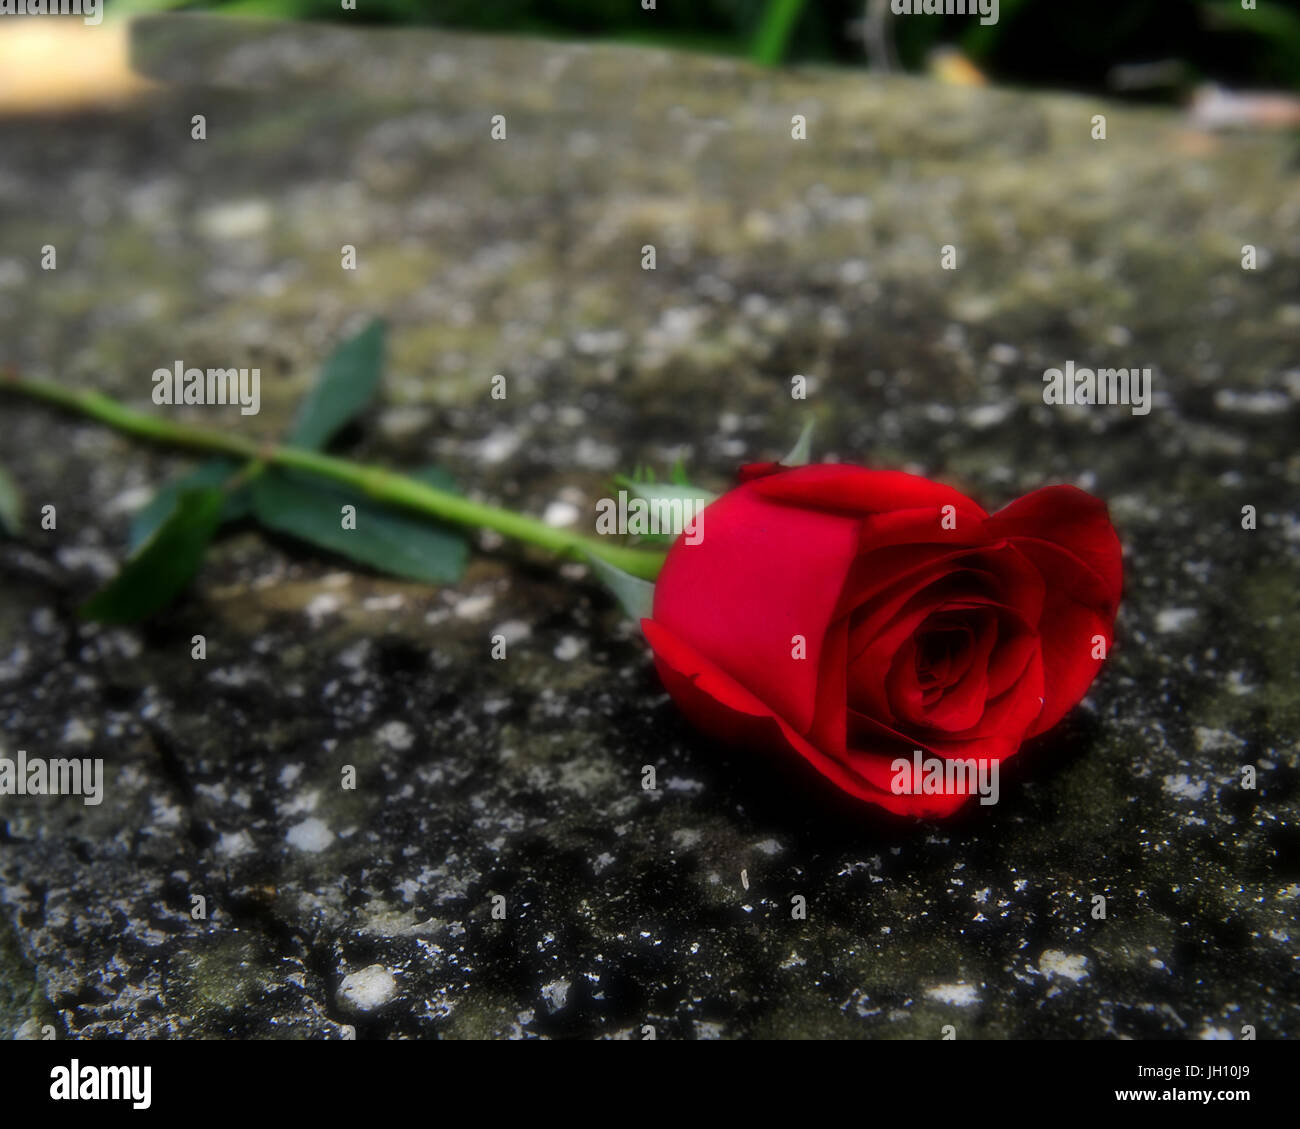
0,15 -> 1297,1039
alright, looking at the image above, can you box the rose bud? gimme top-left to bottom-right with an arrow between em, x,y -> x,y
642,463 -> 1122,817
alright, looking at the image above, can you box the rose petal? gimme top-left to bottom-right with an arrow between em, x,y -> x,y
652,481 -> 860,735
750,464 -> 989,523
987,485 -> 1123,609
643,618 -> 913,811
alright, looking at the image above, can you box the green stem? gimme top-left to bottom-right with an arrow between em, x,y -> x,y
1,374 -> 665,581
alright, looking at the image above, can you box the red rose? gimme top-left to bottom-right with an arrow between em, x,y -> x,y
642,464 -> 1122,817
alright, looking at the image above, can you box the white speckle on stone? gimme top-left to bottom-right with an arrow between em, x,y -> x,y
780,951 -> 806,970
209,666 -> 252,688
197,199 -> 272,241
339,965 -> 397,1011
305,593 -> 342,625
839,259 -> 870,285
540,979 -> 570,1012
278,789 -> 319,817
107,484 -> 156,516
593,852 -> 615,874
0,258 -> 27,289
926,983 -> 981,1006
56,546 -> 117,579
279,764 -> 303,788
454,593 -> 494,620
1194,726 -> 1244,754
1214,388 -> 1290,415
1039,951 -> 1089,982
1155,607 -> 1198,634
286,817 -> 334,853
150,796 -> 184,828
493,619 -> 531,645
1163,774 -> 1207,801
336,640 -> 370,670
377,405 -> 432,440
1198,1025 -> 1234,1041
553,635 -> 584,661
543,500 -> 581,528
966,403 -> 1011,429
573,435 -> 618,470
61,718 -> 94,745
754,838 -> 782,856
1226,671 -> 1256,696
574,328 -> 625,355
472,428 -> 522,465
216,830 -> 255,859
362,594 -> 406,612
377,720 -> 415,751
665,776 -> 704,793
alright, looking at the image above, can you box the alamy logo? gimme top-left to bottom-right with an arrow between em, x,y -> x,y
50,1061 -> 151,1109
891,749 -> 1000,805
152,361 -> 260,415
891,0 -> 998,27
594,490 -> 704,545
1042,361 -> 1152,416
0,750 -> 104,806
0,0 -> 101,24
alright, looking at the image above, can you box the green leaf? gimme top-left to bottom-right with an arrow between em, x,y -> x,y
249,466 -> 467,584
613,476 -> 717,505
128,458 -> 252,551
288,319 -> 385,451
0,466 -> 21,536
585,551 -> 655,620
81,487 -> 226,624
1199,0 -> 1300,49
781,419 -> 815,466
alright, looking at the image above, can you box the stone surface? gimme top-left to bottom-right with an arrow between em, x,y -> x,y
1,16 -> 1298,1040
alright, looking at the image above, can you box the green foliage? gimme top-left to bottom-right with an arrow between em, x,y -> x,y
1200,0 -> 1300,87
128,458 -> 251,550
81,488 -> 226,624
87,321 -> 467,622
611,461 -> 716,545
781,418 -> 814,467
614,477 -> 715,505
585,549 -> 656,621
751,0 -> 809,65
250,467 -> 468,584
288,319 -> 385,451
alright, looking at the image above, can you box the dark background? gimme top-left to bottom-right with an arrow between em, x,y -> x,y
107,0 -> 1300,96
